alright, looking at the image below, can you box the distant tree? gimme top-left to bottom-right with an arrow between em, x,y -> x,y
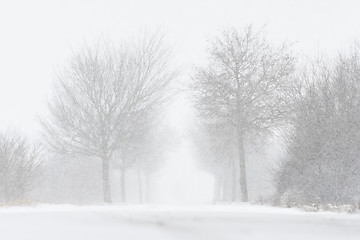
134,121 -> 180,203
111,109 -> 155,203
191,121 -> 236,202
192,26 -> 295,201
115,111 -> 179,203
0,131 -> 41,203
41,33 -> 177,203
276,50 -> 360,205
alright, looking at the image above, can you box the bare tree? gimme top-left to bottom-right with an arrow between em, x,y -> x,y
110,111 -> 154,203
192,26 -> 295,201
133,118 -> 179,203
191,121 -> 236,202
41,33 -> 177,203
0,131 -> 41,203
114,110 -> 179,203
276,49 -> 360,205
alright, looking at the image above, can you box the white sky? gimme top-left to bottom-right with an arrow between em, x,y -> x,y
1,0 -> 360,134
1,0 -> 360,202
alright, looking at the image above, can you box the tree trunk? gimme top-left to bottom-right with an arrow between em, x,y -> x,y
120,168 -> 126,203
238,135 -> 248,202
102,157 -> 112,203
231,156 -> 237,202
137,169 -> 143,204
213,175 -> 220,203
220,177 -> 226,202
145,173 -> 150,203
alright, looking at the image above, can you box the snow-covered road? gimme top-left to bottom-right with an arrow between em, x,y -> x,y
1,204 -> 359,240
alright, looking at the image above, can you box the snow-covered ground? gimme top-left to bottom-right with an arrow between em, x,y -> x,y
1,204 -> 360,240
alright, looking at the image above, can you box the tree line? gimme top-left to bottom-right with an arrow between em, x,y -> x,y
191,26 -> 360,206
1,26 -> 360,206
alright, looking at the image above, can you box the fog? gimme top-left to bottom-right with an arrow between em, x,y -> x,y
1,1 -> 360,239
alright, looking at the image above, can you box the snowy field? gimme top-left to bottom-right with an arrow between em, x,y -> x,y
1,204 -> 360,240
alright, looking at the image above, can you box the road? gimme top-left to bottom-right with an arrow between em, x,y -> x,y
1,204 -> 359,240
